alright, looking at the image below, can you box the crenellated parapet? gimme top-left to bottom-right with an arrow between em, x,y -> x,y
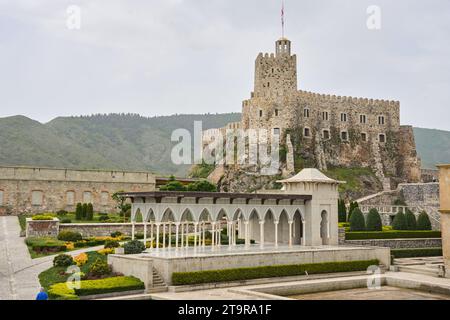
297,90 -> 400,108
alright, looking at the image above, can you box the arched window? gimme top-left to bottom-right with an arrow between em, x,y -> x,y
66,191 -> 75,206
31,191 -> 43,206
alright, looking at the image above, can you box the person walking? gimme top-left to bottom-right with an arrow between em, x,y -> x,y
36,288 -> 48,300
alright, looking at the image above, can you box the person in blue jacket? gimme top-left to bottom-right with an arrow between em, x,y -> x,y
36,287 -> 49,300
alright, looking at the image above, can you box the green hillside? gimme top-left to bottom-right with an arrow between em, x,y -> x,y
0,113 -> 448,176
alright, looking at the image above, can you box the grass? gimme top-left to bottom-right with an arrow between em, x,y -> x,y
39,251 -> 107,291
325,167 -> 378,194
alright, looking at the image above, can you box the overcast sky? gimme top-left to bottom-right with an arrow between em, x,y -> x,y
0,0 -> 449,130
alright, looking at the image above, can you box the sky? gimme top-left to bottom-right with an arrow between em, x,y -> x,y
0,0 -> 449,131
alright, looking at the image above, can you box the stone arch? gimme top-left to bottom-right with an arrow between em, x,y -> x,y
292,210 -> 303,245
263,209 -> 276,243
277,210 -> 290,244
215,208 -> 229,222
135,208 -> 143,223
320,210 -> 329,245
145,208 -> 156,222
180,208 -> 194,222
249,209 -> 261,244
161,207 -> 175,222
198,208 -> 212,223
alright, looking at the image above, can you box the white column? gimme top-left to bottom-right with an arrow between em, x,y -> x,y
181,222 -> 184,247
175,223 -> 179,249
227,222 -> 232,248
168,222 -> 172,249
274,221 -> 279,247
194,223 -> 198,249
233,222 -> 237,246
131,221 -> 135,240
217,223 -> 221,248
211,223 -> 215,248
259,221 -> 265,248
162,223 -> 166,249
244,221 -> 250,247
150,222 -> 154,250
186,222 -> 189,248
143,222 -> 147,245
302,220 -> 306,246
156,223 -> 160,251
202,222 -> 206,248
288,221 -> 293,247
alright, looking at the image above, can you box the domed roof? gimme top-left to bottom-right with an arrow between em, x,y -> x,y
277,168 -> 345,184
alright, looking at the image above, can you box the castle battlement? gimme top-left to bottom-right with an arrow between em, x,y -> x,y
297,90 -> 400,107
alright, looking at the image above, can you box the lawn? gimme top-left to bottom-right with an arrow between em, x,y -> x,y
325,166 -> 378,194
39,251 -> 107,290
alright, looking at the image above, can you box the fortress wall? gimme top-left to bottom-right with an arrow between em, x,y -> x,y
0,166 -> 156,215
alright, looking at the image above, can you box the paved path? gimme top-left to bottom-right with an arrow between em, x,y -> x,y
0,216 -> 103,300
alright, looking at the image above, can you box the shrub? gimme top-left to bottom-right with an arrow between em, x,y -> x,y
135,233 -> 145,240
88,258 -> 111,277
172,260 -> 379,285
366,209 -> 382,231
53,254 -> 74,267
86,203 -> 94,221
417,211 -> 432,230
338,199 -> 347,223
186,180 -> 217,192
74,253 -> 88,266
345,230 -> 441,240
97,248 -> 115,255
104,240 -> 120,249
48,276 -> 144,300
82,204 -> 88,220
75,203 -> 83,220
32,215 -> 54,221
405,209 -> 417,230
347,202 -> 359,221
61,218 -> 72,224
111,231 -> 123,238
391,247 -> 442,259
57,210 -> 68,216
123,240 -> 146,254
349,208 -> 365,231
392,212 -> 407,230
58,231 -> 82,242
26,237 -> 68,253
98,215 -> 109,222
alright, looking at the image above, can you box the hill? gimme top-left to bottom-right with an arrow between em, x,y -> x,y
0,113 -> 448,176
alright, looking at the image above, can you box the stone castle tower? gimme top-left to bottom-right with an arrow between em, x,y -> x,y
206,38 -> 422,192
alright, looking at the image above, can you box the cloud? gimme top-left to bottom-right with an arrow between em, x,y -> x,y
0,0 -> 449,131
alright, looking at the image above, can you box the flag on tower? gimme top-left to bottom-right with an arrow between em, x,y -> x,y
281,0 -> 285,38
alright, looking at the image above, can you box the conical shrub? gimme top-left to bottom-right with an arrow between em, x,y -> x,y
366,208 -> 382,231
392,211 -> 407,230
417,211 -> 432,230
405,209 -> 417,230
338,199 -> 347,223
75,203 -> 83,220
349,208 -> 366,231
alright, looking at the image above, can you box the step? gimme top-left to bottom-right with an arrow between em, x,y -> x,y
397,266 -> 439,277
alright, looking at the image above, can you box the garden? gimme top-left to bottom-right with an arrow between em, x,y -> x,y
39,249 -> 144,300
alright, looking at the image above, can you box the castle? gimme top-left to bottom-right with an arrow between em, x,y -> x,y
206,38 -> 422,192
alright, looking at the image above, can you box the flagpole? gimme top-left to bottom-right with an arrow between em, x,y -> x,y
281,0 -> 285,38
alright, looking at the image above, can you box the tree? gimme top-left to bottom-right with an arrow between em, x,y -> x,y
82,203 -> 88,220
86,203 -> 94,221
405,209 -> 417,230
366,208 -> 382,231
417,211 -> 432,230
348,202 -> 359,221
112,191 -> 132,221
392,211 -> 407,230
338,199 -> 347,223
160,180 -> 186,191
186,180 -> 217,192
349,208 -> 366,231
75,203 -> 83,220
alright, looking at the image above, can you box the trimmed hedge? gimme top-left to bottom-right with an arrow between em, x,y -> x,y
172,260 -> 379,285
58,231 -> 82,242
346,230 -> 441,240
391,247 -> 443,259
349,208 -> 365,231
417,211 -> 432,230
26,237 -> 67,253
31,215 -> 55,221
48,276 -> 144,300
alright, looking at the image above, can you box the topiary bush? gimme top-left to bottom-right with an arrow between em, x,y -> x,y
75,203 -> 83,220
338,199 -> 347,223
349,208 -> 365,231
405,209 -> 417,230
31,215 -> 55,221
86,203 -> 94,221
347,202 -> 359,221
88,258 -> 111,277
417,211 -> 432,230
366,208 -> 382,231
124,240 -> 146,254
392,211 -> 407,230
104,240 -> 120,249
58,231 -> 82,242
53,254 -> 75,267
111,231 -> 123,238
82,203 -> 88,220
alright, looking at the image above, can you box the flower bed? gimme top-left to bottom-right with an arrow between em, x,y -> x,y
48,276 -> 144,300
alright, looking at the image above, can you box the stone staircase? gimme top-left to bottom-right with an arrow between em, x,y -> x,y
148,268 -> 168,293
393,257 -> 445,278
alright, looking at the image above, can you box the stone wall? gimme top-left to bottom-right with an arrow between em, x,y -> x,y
26,218 -> 59,238
344,238 -> 442,249
0,166 -> 156,215
438,164 -> 450,278
60,223 -> 145,237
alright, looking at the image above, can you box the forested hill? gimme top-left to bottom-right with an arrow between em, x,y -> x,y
0,113 -> 447,176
